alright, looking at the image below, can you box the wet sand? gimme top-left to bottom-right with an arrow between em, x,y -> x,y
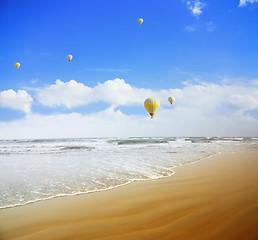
0,151 -> 258,240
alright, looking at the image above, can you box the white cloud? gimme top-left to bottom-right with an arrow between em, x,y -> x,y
36,79 -> 93,108
36,78 -> 170,108
0,89 -> 33,113
1,79 -> 258,138
0,100 -> 257,139
175,81 -> 258,114
251,79 -> 258,86
187,0 -> 206,16
31,78 -> 39,84
35,78 -> 258,115
239,0 -> 258,7
0,108 -> 152,139
228,95 -> 258,110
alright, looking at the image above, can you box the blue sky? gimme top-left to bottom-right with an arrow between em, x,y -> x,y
0,0 -> 258,138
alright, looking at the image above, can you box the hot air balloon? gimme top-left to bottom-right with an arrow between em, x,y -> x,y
15,62 -> 20,69
144,98 -> 160,119
138,18 -> 143,25
168,96 -> 175,105
67,55 -> 73,61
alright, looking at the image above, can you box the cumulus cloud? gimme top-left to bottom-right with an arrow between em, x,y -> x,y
36,78 -> 171,108
239,0 -> 258,7
228,95 -> 258,110
36,79 -> 93,108
35,78 -> 258,118
251,79 -> 258,86
187,0 -> 206,16
0,99 -> 257,139
1,78 -> 258,138
0,108 -> 152,139
0,89 -> 33,113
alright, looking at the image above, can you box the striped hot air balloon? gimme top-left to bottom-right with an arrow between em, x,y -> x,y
138,18 -> 143,25
67,55 -> 73,61
144,98 -> 160,119
15,62 -> 20,69
168,96 -> 175,105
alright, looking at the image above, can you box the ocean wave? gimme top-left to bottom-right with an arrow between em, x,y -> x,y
0,169 -> 177,210
0,138 -> 98,144
107,139 -> 170,145
0,152 -> 220,210
60,146 -> 95,151
1,137 -> 257,210
30,138 -> 77,143
184,137 -> 246,143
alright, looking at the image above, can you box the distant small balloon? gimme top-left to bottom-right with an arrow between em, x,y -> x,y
67,55 -> 73,61
15,62 -> 20,69
168,96 -> 175,105
138,18 -> 143,25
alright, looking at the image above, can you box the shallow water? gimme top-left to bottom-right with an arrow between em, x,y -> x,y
0,137 -> 257,209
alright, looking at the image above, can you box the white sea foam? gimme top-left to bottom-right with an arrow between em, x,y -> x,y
0,137 -> 257,209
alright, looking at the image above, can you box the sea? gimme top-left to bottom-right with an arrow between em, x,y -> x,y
0,137 -> 258,209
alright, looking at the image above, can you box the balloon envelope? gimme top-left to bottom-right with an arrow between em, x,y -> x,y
15,62 -> 20,69
67,55 -> 73,61
168,96 -> 175,105
144,98 -> 160,118
138,18 -> 143,25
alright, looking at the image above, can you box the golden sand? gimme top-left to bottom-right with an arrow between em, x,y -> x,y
0,151 -> 257,240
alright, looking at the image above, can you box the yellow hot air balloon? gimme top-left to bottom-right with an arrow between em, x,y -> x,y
15,62 -> 20,69
138,18 -> 143,25
168,96 -> 175,105
144,98 -> 160,119
67,55 -> 73,61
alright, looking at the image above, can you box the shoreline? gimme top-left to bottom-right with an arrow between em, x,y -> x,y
1,151 -> 258,240
0,152 -> 218,210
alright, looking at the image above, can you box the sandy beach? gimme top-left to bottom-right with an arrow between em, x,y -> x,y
0,151 -> 257,240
